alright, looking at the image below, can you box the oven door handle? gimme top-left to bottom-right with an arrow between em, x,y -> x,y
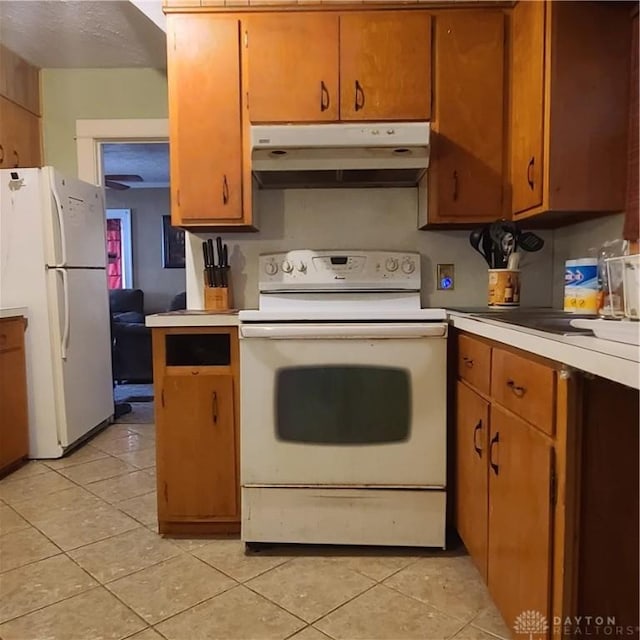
240,323 -> 448,339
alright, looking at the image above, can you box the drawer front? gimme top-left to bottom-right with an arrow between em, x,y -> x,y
458,334 -> 491,394
491,348 -> 555,435
0,318 -> 24,353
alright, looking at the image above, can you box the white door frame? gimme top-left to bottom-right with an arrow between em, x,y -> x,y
76,118 -> 169,185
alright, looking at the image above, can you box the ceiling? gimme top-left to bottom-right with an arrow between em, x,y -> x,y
0,1 -> 166,68
102,142 -> 169,189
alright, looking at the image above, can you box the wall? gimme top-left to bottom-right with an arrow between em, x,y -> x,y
552,213 -> 626,307
106,187 -> 184,313
185,188 -> 554,311
40,68 -> 168,176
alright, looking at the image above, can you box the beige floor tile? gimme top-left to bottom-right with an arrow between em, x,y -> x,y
107,554 -> 236,624
124,423 -> 156,437
325,552 -> 420,582
170,537 -> 213,552
0,525 -> 61,572
156,584 -> 305,640
127,629 -> 165,640
453,624 -> 504,640
116,447 -> 157,469
0,586 -> 146,640
471,604 -> 511,639
192,538 -> 290,582
69,527 -> 182,583
11,486 -> 102,525
35,503 -> 139,551
247,557 -> 375,623
315,584 -> 464,640
384,555 -> 493,624
117,491 -> 157,525
90,424 -> 137,444
289,627 -> 335,640
87,470 -> 156,504
57,456 -> 138,485
92,433 -> 155,456
0,503 -> 30,535
42,444 -> 110,470
0,470 -> 76,506
0,461 -> 49,483
0,554 -> 97,623
144,466 -> 157,480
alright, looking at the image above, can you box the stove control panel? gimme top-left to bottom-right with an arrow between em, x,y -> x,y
259,250 -> 421,290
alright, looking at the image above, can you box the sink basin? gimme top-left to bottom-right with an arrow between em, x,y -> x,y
466,308 -> 598,335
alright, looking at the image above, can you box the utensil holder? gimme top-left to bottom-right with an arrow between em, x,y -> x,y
203,270 -> 233,311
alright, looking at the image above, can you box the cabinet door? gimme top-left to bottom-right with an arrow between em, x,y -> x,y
0,96 -> 40,169
247,14 -> 339,122
157,373 -> 237,519
456,381 -> 489,580
431,11 -> 504,222
510,0 -> 545,214
167,15 -> 243,224
0,324 -> 29,471
488,405 -> 552,638
340,12 -> 431,121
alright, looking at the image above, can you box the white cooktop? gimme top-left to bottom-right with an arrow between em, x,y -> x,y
239,308 -> 447,322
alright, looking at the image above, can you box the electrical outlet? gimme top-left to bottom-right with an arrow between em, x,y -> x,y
437,264 -> 455,290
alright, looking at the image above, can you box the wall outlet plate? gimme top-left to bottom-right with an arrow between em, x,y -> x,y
437,264 -> 455,290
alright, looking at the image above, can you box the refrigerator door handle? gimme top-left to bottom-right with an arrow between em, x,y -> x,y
55,268 -> 70,360
51,180 -> 67,267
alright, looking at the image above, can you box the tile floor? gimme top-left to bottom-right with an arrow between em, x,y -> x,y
0,412 -> 512,640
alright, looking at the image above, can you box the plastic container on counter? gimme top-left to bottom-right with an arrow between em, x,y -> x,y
564,258 -> 598,314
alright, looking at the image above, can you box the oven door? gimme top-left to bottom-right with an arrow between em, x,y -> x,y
240,322 -> 447,487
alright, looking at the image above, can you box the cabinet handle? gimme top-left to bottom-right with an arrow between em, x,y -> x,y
527,156 -> 535,190
320,81 -> 330,112
354,80 -> 365,112
13,149 -> 19,168
489,431 -> 499,475
473,419 -> 482,458
222,175 -> 229,205
452,170 -> 459,202
506,379 -> 526,397
463,356 -> 474,368
212,391 -> 218,425
0,143 -> 4,164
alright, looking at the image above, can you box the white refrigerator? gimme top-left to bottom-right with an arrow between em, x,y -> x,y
0,167 -> 114,458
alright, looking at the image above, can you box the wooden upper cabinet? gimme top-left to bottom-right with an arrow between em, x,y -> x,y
339,12 -> 431,121
429,10 -> 504,224
167,15 -> 244,224
246,14 -> 339,123
510,0 -> 545,215
0,96 -> 41,169
510,1 -> 630,223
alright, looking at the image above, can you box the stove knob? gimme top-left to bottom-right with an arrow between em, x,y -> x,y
297,261 -> 307,273
282,260 -> 294,274
264,261 -> 278,276
385,257 -> 399,272
401,259 -> 416,274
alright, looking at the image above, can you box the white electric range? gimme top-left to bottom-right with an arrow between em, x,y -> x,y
239,250 -> 448,548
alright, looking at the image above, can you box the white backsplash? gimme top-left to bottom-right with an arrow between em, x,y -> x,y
185,188 -> 555,311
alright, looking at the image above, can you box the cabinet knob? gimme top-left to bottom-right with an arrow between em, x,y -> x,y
354,80 -> 365,112
320,81 -> 330,112
506,379 -> 526,397
463,356 -> 474,368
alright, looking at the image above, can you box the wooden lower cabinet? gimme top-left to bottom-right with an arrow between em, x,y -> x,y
488,405 -> 553,637
0,317 -> 29,477
455,380 -> 489,580
152,326 -> 240,535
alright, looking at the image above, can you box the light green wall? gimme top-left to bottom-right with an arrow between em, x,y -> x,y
41,68 -> 168,176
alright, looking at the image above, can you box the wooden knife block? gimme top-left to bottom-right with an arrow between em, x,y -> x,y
203,271 -> 232,311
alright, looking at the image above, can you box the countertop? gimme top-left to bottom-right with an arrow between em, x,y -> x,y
449,311 -> 640,390
0,307 -> 28,320
145,310 -> 240,328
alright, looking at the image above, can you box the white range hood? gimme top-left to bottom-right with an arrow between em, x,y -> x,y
251,122 -> 430,189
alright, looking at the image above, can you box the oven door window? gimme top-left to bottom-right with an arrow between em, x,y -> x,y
275,365 -> 410,444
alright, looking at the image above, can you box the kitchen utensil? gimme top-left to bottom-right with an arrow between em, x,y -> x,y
221,244 -> 229,287
469,228 -> 491,267
507,252 -> 520,270
202,241 -> 215,287
517,231 -> 544,252
481,225 -> 495,268
207,238 -> 219,286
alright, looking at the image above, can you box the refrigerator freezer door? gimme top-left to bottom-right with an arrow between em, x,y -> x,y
48,267 -> 113,447
44,167 -> 107,268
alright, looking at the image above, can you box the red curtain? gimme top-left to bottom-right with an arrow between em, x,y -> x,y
106,219 -> 123,289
